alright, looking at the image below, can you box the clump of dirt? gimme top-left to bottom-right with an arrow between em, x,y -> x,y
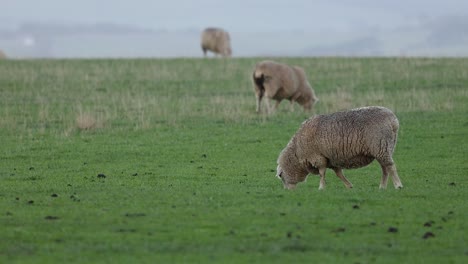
422,232 -> 435,239
424,221 -> 434,227
125,213 -> 146,217
333,227 -> 346,233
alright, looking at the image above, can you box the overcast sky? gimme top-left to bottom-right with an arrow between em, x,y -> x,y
2,0 -> 468,32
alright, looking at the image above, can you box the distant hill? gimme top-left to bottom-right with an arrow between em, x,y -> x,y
1,17 -> 467,58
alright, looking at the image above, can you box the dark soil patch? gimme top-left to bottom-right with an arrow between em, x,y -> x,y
117,228 -> 136,233
125,213 -> 146,217
282,243 -> 309,252
333,227 -> 346,233
424,221 -> 434,227
422,232 -> 435,239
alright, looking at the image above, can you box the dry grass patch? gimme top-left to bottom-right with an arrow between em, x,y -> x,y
208,95 -> 254,122
74,105 -> 107,132
319,88 -> 354,113
76,113 -> 97,131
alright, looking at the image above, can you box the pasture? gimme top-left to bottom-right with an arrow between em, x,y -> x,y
0,57 -> 467,263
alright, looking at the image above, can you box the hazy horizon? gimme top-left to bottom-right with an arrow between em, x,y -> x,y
1,0 -> 468,58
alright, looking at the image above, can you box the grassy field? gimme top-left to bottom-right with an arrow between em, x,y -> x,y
0,57 -> 467,263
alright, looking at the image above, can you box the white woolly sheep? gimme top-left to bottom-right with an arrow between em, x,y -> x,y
276,106 -> 403,190
252,60 -> 318,114
201,27 -> 232,57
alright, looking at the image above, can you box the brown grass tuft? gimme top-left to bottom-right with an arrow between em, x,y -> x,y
320,88 -> 354,113
76,113 -> 97,131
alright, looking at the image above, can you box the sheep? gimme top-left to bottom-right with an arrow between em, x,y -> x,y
276,106 -> 403,190
0,50 -> 6,59
200,27 -> 232,57
252,60 -> 318,114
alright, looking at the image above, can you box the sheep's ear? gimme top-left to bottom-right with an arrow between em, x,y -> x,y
276,165 -> 283,179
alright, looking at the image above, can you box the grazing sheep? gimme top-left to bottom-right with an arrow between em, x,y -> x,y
201,27 -> 232,57
276,106 -> 403,190
0,50 -> 6,59
252,60 -> 318,114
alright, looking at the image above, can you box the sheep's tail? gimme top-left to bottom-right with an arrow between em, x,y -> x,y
253,72 -> 265,98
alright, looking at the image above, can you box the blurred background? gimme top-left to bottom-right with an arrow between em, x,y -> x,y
1,0 -> 468,58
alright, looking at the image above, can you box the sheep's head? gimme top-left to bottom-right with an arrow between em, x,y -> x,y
302,101 -> 313,111
276,164 -> 295,189
225,47 -> 232,57
276,163 -> 309,190
298,89 -> 318,111
276,137 -> 309,189
276,147 -> 309,190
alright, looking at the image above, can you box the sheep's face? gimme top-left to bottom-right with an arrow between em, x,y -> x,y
276,164 -> 307,190
225,47 -> 232,56
302,101 -> 312,111
299,92 -> 318,111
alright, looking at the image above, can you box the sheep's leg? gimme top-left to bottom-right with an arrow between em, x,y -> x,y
332,168 -> 353,189
274,101 -> 281,111
265,99 -> 272,114
379,161 -> 402,189
387,164 -> 403,189
318,167 -> 327,190
379,165 -> 389,189
256,95 -> 262,113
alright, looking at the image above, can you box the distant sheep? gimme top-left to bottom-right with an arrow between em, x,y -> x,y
252,60 -> 318,114
276,106 -> 403,190
201,27 -> 232,57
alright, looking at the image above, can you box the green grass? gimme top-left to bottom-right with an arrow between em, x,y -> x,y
0,57 -> 467,263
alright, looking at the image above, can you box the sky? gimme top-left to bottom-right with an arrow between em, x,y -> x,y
2,0 -> 467,32
1,0 -> 468,57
